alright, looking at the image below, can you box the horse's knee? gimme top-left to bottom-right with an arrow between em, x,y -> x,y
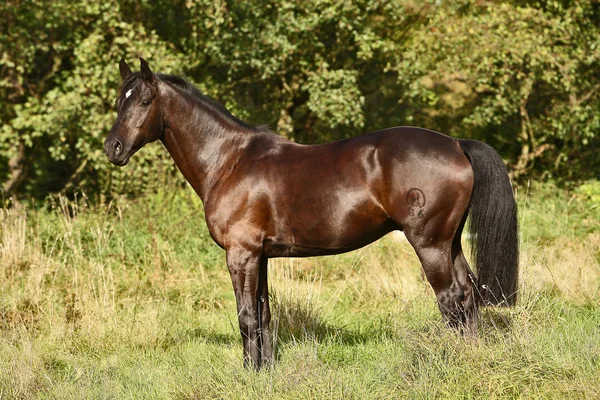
238,306 -> 258,335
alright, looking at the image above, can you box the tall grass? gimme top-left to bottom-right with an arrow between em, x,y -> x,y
0,181 -> 599,399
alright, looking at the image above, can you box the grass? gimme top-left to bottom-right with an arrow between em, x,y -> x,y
0,181 -> 599,399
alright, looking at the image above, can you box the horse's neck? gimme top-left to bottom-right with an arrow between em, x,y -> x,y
159,84 -> 258,202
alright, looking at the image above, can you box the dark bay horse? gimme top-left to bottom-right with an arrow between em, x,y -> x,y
105,58 -> 519,369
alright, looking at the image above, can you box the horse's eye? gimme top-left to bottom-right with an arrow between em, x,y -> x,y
141,99 -> 152,106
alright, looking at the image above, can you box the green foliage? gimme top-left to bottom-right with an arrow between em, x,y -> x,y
574,180 -> 600,204
304,66 -> 365,128
1,1 -> 185,197
181,0 -> 416,142
395,0 -> 600,179
518,180 -> 600,244
1,0 -> 599,199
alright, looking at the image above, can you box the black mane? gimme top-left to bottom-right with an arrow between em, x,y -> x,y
122,72 -> 258,130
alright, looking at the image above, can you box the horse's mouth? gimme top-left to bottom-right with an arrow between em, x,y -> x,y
115,157 -> 130,166
106,149 -> 133,167
111,153 -> 132,166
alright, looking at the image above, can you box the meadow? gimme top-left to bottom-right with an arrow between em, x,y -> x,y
0,181 -> 599,399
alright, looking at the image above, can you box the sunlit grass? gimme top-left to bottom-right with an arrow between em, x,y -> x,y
1,182 -> 599,399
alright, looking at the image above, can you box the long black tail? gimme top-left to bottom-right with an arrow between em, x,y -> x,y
459,140 -> 519,306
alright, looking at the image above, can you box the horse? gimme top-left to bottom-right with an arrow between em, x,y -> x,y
104,58 -> 519,370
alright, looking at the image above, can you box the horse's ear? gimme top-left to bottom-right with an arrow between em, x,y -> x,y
139,57 -> 155,83
119,59 -> 132,80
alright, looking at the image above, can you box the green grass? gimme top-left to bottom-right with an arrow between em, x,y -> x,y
1,182 -> 599,399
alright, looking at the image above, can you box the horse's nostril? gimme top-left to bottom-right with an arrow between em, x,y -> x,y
114,139 -> 122,156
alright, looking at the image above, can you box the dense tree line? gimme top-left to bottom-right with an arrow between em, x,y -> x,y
1,0 -> 599,200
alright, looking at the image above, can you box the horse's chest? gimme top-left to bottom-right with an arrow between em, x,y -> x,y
203,197 -> 274,250
203,206 -> 232,249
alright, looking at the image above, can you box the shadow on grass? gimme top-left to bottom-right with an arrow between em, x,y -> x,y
157,301 -> 516,358
270,290 -> 401,348
155,314 -> 396,353
158,328 -> 238,350
274,316 -> 397,346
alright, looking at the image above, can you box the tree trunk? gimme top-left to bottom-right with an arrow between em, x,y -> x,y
3,140 -> 25,196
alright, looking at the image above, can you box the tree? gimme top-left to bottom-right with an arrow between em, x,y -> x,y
1,1 -> 183,197
1,0 -> 598,200
395,0 -> 600,179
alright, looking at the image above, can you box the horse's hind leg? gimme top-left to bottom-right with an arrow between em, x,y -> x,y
451,220 -> 478,334
409,240 -> 464,327
404,216 -> 477,333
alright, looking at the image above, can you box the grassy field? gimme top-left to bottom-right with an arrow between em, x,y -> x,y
1,182 -> 599,399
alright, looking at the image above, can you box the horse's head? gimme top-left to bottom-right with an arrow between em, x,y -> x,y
104,58 -> 164,166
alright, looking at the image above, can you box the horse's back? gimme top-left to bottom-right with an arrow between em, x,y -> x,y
205,126 -> 473,256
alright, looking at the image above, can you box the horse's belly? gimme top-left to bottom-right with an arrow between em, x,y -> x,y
263,218 -> 396,258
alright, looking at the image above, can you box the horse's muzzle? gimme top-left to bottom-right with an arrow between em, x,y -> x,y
104,138 -> 130,166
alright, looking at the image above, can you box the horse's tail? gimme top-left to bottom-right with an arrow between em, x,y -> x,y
459,139 -> 519,306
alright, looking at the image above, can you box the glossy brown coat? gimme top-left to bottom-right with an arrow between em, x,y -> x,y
105,59 -> 519,369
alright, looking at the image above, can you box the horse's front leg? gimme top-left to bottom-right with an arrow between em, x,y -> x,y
226,246 -> 272,369
257,256 -> 274,366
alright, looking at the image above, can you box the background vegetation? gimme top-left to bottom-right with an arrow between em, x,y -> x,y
1,0 -> 599,199
1,0 -> 599,398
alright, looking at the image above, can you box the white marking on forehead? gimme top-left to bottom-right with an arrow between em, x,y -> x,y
125,89 -> 133,99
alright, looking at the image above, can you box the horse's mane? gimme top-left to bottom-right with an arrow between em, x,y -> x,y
122,72 -> 261,131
